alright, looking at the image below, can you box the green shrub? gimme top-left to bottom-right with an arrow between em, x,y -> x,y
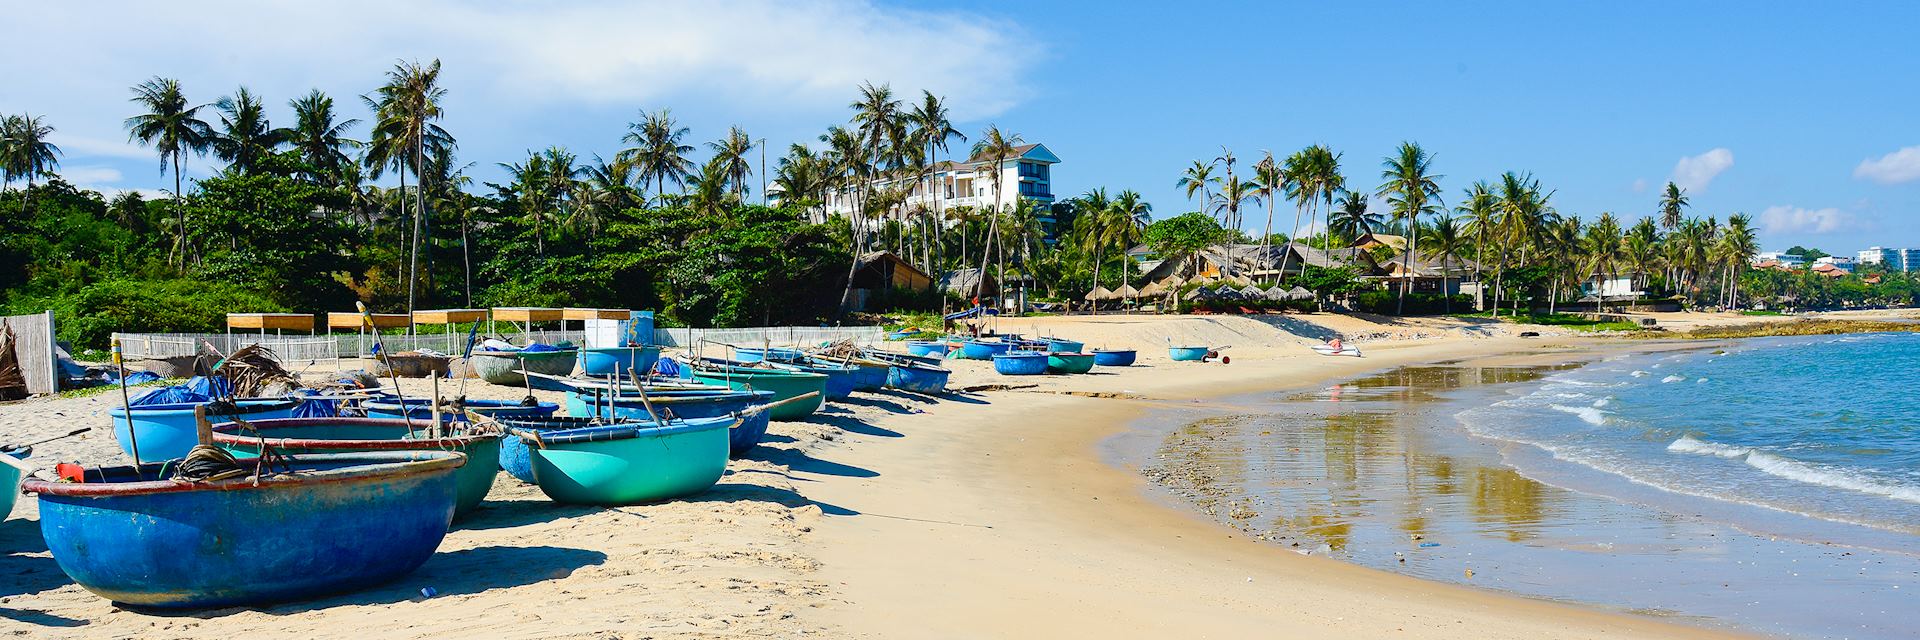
16,278 -> 286,349
1351,291 -> 1472,315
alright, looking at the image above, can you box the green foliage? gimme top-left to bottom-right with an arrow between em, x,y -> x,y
1143,212 -> 1227,256
12,278 -> 285,348
1352,291 -> 1471,315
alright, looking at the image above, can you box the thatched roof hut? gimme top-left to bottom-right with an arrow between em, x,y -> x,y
1085,286 -> 1115,301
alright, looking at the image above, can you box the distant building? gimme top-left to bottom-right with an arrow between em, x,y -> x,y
1755,251 -> 1806,268
1901,249 -> 1920,272
1814,256 -> 1855,272
784,143 -> 1062,236
1858,247 -> 1899,267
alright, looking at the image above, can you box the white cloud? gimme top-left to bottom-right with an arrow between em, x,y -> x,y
1757,205 -> 1858,235
1670,148 -> 1733,193
1853,145 -> 1920,184
57,166 -> 123,185
1631,178 -> 1648,193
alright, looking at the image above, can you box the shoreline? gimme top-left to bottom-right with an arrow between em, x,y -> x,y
801,330 -> 1745,638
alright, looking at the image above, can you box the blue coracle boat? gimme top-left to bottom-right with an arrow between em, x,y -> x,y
580,390 -> 775,457
904,340 -> 946,357
24,451 -> 463,608
1040,337 -> 1085,353
885,361 -> 951,393
993,351 -> 1051,375
519,416 -> 734,505
578,345 -> 662,376
811,356 -> 888,391
108,399 -> 298,463
1092,349 -> 1138,366
961,339 -> 1014,360
363,397 -> 559,422
494,416 -> 633,483
210,418 -> 501,517
1169,346 -> 1211,361
732,346 -> 803,363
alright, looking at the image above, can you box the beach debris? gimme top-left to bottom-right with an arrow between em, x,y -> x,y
1464,569 -> 1474,579
420,586 -> 438,598
213,344 -> 300,397
1419,542 -> 1440,548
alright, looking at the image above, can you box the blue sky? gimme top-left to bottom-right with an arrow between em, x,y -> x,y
4,1 -> 1916,253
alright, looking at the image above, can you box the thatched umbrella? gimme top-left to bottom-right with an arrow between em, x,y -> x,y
1263,285 -> 1289,300
1139,280 -> 1166,297
1288,286 -> 1314,300
1115,284 -> 1142,299
1085,286 -> 1115,301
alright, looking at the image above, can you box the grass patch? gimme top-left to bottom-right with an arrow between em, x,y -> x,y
1739,310 -> 1786,316
1455,311 -> 1646,331
58,378 -> 182,399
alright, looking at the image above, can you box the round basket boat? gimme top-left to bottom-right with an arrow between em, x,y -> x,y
1039,338 -> 1085,354
467,349 -> 579,385
493,416 -> 634,483
885,362 -> 951,394
577,346 -> 662,376
585,390 -> 775,458
961,340 -> 1014,360
1168,346 -> 1211,362
992,351 -> 1050,376
108,399 -> 300,464
0,447 -> 26,520
517,416 -> 734,505
1046,352 -> 1097,374
904,341 -> 946,357
1092,349 -> 1137,367
211,418 -> 501,517
24,451 -> 464,609
688,367 -> 826,421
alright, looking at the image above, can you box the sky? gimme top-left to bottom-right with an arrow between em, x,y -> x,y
3,0 -> 1917,254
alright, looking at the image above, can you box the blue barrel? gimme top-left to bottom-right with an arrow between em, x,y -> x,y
1092,350 -> 1137,366
619,310 -> 656,346
993,351 -> 1051,375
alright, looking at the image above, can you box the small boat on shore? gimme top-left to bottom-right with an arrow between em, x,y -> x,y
211,418 -> 502,517
108,399 -> 299,463
961,339 -> 1014,360
905,340 -> 947,357
577,345 -> 662,376
24,451 -> 463,609
1046,352 -> 1097,374
732,346 -> 804,363
0,446 -> 25,519
993,351 -> 1050,375
1092,349 -> 1137,366
1039,337 -> 1085,353
575,389 -> 775,457
1168,346 -> 1211,362
468,347 -> 579,385
493,416 -> 633,483
513,416 -> 735,505
885,361 -> 951,393
686,364 -> 827,421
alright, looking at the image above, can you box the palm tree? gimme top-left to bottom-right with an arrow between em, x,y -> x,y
685,155 -> 739,217
581,155 -> 643,220
1272,149 -> 1312,281
287,89 -> 360,187
1543,216 -> 1583,314
1455,181 -> 1498,310
1377,142 -> 1444,314
1491,172 -> 1553,316
1582,212 -> 1625,313
1213,147 -> 1243,230
1330,188 -> 1381,240
541,146 -> 586,236
1210,173 -> 1260,248
1,114 -> 60,216
210,87 -> 287,175
620,108 -> 695,204
969,125 -> 1023,303
1110,189 -> 1152,306
1304,145 -> 1345,252
908,91 -> 964,286
1251,152 -> 1285,278
707,126 -> 755,199
1624,217 -> 1661,294
364,58 -> 453,315
1176,160 -> 1217,217
125,77 -> 214,267
1716,214 -> 1757,309
1658,182 -> 1689,231
1075,188 -> 1114,309
1422,215 -> 1468,312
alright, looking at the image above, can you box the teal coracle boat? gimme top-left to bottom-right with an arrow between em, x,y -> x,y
1039,337 -> 1085,353
515,416 -> 734,505
0,447 -> 24,520
1169,346 -> 1211,361
577,345 -> 662,376
210,418 -> 502,518
1046,352 -> 1097,374
689,366 -> 826,421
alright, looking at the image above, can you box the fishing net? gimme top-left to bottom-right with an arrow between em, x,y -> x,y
213,345 -> 300,398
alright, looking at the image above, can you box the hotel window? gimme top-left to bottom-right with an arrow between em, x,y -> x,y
1018,162 -> 1048,180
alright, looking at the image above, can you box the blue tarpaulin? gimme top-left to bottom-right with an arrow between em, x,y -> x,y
129,375 -> 233,406
943,307 -> 999,321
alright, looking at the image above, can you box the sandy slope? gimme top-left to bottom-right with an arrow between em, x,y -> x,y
0,311 -> 1774,638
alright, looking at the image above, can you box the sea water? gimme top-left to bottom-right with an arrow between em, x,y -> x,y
1131,333 -> 1920,639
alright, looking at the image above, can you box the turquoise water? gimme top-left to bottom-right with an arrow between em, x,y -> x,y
1132,334 -> 1920,639
1464,332 -> 1920,535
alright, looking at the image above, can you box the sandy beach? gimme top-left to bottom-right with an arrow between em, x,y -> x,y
0,311 -> 1852,638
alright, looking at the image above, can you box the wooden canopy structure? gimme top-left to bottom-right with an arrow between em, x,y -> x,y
562,308 -> 629,321
326,312 -> 410,330
412,309 -> 487,325
491,307 -> 564,323
226,313 -> 314,333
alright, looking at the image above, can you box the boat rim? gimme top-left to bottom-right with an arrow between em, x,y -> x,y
108,398 -> 300,417
534,415 -> 739,444
210,417 -> 501,450
22,450 -> 466,498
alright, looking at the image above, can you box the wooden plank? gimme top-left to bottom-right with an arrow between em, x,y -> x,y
327,312 -> 410,330
492,307 -> 565,323
226,313 -> 315,331
563,307 -> 631,321
412,309 -> 488,324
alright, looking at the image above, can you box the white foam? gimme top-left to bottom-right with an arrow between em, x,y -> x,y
1550,404 -> 1609,426
1696,378 -> 1709,384
1592,397 -> 1611,408
1630,370 -> 1649,377
1668,437 -> 1920,504
1661,375 -> 1686,383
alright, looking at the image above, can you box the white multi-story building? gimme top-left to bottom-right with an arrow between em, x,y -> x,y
1900,249 -> 1920,272
1814,255 -> 1855,272
1755,251 -> 1806,268
787,143 -> 1063,233
1855,246 -> 1919,272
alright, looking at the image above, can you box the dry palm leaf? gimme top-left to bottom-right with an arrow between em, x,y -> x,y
213,344 -> 300,397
